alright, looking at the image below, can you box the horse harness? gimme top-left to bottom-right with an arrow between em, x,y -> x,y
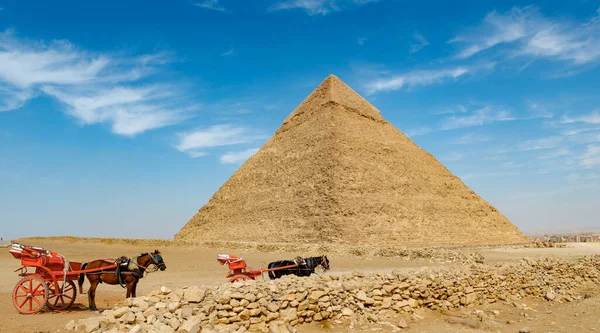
101,253 -> 162,288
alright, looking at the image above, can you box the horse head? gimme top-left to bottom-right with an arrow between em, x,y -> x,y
320,255 -> 330,271
138,250 -> 167,271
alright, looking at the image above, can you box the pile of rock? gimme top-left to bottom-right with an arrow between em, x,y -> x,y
66,255 -> 600,333
527,241 -> 565,248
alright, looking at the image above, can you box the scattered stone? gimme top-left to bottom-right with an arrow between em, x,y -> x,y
81,317 -> 101,333
179,317 -> 201,333
397,319 -> 408,329
184,286 -> 205,303
546,289 -> 557,301
445,318 -> 479,329
128,325 -> 143,333
161,286 -> 172,295
65,320 -> 76,331
356,291 -> 368,302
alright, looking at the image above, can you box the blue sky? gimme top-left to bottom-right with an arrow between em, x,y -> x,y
1,0 -> 599,240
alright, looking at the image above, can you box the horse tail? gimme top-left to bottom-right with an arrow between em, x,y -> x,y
268,263 -> 276,280
78,262 -> 88,294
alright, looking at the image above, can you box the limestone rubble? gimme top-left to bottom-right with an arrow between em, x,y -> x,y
66,255 -> 600,333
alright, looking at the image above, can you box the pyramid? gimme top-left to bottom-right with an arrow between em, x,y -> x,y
176,75 -> 528,247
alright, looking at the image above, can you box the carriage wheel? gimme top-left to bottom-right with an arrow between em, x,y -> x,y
229,274 -> 253,283
12,276 -> 49,314
47,280 -> 77,310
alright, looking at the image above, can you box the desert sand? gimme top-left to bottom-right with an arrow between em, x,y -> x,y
2,238 -> 599,333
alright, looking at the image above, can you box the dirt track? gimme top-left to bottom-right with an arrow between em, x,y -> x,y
1,239 -> 599,333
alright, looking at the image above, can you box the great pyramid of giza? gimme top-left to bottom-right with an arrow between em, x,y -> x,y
176,75 -> 528,247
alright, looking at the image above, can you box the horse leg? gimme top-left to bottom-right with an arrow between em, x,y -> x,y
78,262 -> 88,294
275,269 -> 285,279
126,281 -> 133,298
88,278 -> 100,311
132,279 -> 138,298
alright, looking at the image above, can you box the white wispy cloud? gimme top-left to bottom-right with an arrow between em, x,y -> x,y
451,6 -> 600,65
518,136 -> 563,151
0,85 -> 32,112
269,0 -> 378,16
42,85 -> 194,136
221,47 -> 235,56
176,125 -> 265,158
434,104 -> 468,115
509,190 -> 559,199
440,105 -> 514,130
194,0 -> 228,12
0,31 -> 195,135
364,66 -> 471,94
526,102 -> 553,119
461,171 -> 518,180
561,126 -> 600,137
451,132 -> 491,144
537,148 -> 570,160
0,40 -> 113,88
410,32 -> 429,53
358,37 -> 368,46
581,144 -> 600,168
567,172 -> 600,182
188,151 -> 207,158
561,111 -> 600,124
569,131 -> 600,144
404,127 -> 432,137
220,147 -> 260,164
443,152 -> 464,162
449,6 -> 530,59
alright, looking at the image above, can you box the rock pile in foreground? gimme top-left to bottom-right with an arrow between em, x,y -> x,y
66,255 -> 599,333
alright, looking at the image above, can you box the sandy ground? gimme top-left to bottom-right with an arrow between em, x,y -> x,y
1,239 -> 599,333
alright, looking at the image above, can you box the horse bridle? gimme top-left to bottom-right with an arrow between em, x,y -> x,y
145,252 -> 166,272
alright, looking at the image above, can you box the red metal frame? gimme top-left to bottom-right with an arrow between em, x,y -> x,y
9,244 -> 119,314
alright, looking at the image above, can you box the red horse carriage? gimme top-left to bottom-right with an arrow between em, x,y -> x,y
9,243 -> 118,314
217,253 -> 329,282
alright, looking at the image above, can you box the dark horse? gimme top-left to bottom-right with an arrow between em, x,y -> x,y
267,255 -> 330,279
78,250 -> 166,311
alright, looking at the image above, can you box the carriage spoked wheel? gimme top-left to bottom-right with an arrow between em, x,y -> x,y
46,280 -> 77,310
229,274 -> 253,283
12,276 -> 49,314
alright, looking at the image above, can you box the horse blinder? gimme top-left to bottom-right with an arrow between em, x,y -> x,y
153,253 -> 167,271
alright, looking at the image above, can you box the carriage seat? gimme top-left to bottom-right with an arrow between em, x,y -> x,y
10,243 -> 67,272
10,243 -> 50,258
217,254 -> 247,270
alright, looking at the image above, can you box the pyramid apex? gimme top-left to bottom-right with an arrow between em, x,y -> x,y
319,74 -> 343,93
282,73 -> 384,126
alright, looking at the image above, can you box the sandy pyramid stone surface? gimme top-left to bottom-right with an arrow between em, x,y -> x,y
176,75 -> 528,247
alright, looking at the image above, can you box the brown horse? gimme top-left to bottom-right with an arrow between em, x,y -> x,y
78,250 -> 166,311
